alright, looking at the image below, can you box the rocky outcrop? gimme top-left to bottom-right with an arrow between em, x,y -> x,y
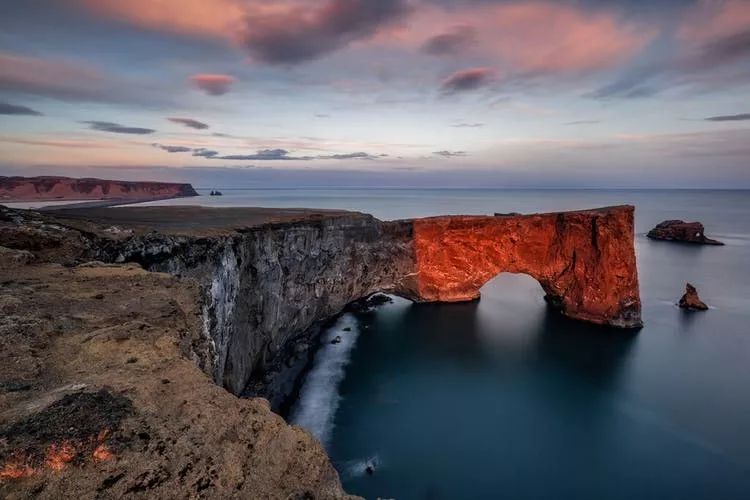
0,176 -> 198,202
407,206 -> 642,329
647,220 -> 723,245
678,283 -> 709,310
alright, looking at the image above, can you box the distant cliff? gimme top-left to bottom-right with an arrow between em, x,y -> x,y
0,176 -> 198,202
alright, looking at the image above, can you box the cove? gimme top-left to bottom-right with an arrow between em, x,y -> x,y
297,274 -> 750,500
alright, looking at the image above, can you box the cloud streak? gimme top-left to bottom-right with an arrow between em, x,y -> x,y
151,144 -> 380,161
706,113 -> 750,122
83,121 -> 156,135
433,150 -> 468,157
422,25 -> 476,56
440,67 -> 495,94
153,143 -> 192,153
0,101 -> 42,116
168,117 -> 209,129
0,51 -> 171,106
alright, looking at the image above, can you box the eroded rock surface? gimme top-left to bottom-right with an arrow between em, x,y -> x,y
408,206 -> 642,328
647,220 -> 723,245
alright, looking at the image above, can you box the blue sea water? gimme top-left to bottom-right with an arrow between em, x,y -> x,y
147,189 -> 750,499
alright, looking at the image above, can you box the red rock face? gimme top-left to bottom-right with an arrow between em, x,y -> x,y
0,176 -> 198,202
405,205 -> 642,328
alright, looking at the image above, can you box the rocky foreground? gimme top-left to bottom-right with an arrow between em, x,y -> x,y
0,260 -> 353,499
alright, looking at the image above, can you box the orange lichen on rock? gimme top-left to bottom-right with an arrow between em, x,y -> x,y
44,442 -> 77,471
0,457 -> 35,481
407,205 -> 642,328
92,444 -> 113,462
92,431 -> 114,462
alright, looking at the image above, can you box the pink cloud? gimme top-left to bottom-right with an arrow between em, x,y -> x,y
0,51 -> 170,105
678,0 -> 750,46
377,2 -> 656,75
189,74 -> 236,95
77,0 -> 244,40
0,52 -> 108,100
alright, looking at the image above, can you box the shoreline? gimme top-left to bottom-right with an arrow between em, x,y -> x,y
1,194 -> 197,211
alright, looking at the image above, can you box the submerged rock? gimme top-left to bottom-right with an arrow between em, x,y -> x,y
678,283 -> 709,311
647,220 -> 723,245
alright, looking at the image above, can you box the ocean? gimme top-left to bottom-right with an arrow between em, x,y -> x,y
132,189 -> 750,498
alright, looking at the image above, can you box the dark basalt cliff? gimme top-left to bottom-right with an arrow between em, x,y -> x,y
0,176 -> 198,202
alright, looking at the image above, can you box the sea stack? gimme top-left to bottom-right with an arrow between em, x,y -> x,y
678,283 -> 709,311
647,220 -> 723,245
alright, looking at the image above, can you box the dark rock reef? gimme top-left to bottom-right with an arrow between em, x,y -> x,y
678,283 -> 709,311
647,220 -> 723,245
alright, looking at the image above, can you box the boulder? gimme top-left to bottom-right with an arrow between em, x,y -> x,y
678,283 -> 708,311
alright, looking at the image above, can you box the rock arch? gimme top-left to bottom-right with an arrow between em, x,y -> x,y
397,205 -> 642,329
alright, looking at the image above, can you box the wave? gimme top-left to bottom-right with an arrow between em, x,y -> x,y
289,313 -> 360,448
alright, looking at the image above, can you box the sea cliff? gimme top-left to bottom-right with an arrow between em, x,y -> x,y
0,176 -> 198,202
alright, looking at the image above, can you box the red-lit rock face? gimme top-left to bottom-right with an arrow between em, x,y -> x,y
403,205 -> 642,328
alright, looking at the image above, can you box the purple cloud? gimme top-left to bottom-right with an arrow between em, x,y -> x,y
440,67 -> 495,94
422,25 -> 476,56
168,117 -> 209,129
83,121 -> 155,134
241,0 -> 409,64
0,101 -> 42,116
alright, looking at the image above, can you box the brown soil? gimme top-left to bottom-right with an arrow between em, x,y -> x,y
0,262 -> 353,499
47,206 -> 358,237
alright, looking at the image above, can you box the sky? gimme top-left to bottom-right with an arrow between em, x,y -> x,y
1,0 -> 750,188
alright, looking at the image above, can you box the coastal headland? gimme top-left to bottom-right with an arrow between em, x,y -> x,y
1,204 -> 641,498
0,176 -> 199,205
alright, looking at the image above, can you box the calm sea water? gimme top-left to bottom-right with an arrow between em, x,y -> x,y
156,189 -> 749,498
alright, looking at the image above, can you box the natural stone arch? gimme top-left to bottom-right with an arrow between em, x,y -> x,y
396,206 -> 642,329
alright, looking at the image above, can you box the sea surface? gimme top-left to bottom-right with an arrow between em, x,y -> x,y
146,189 -> 750,498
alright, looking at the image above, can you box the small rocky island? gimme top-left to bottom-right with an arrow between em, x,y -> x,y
647,220 -> 723,245
678,283 -> 709,311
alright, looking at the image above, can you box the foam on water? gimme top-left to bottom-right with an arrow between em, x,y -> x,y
290,313 -> 360,448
